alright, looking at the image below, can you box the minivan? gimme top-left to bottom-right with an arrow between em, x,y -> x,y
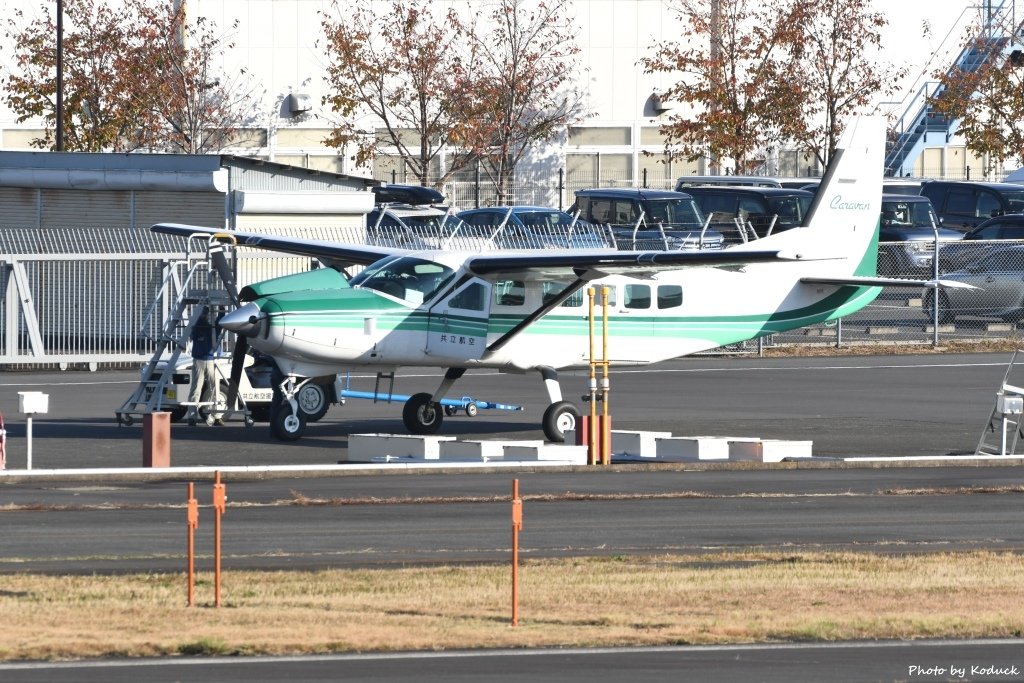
876,194 -> 962,276
920,181 -> 1024,230
681,186 -> 815,241
569,188 -> 724,250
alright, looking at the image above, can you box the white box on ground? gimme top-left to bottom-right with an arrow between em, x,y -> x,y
611,430 -> 672,457
504,442 -> 587,463
345,433 -> 456,462
439,440 -> 511,461
655,436 -> 730,461
729,439 -> 813,463
18,391 -> 49,414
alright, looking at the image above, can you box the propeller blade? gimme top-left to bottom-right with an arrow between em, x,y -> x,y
225,334 -> 248,409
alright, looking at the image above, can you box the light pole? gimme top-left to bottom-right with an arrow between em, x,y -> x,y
56,0 -> 64,151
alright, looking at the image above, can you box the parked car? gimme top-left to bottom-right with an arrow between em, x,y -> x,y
456,206 -> 610,249
937,214 -> 1024,271
883,179 -> 931,196
876,194 -> 963,276
371,184 -> 445,206
923,246 -> 1024,324
920,180 -> 1024,230
569,188 -> 725,250
675,175 -> 782,189
681,186 -> 815,242
366,204 -> 477,249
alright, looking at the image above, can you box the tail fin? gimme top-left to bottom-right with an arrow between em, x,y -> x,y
797,115 -> 884,275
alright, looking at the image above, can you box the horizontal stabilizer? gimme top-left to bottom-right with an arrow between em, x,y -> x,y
801,276 -> 975,290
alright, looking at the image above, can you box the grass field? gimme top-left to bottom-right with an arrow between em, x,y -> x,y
2,551 -> 1023,661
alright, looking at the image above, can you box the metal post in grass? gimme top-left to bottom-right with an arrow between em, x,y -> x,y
187,482 -> 198,607
511,479 -> 523,627
212,471 -> 227,608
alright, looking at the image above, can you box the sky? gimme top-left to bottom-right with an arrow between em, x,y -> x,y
876,1 -> 994,112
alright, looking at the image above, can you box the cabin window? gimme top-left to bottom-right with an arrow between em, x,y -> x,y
657,285 -> 683,309
624,284 -> 651,309
494,280 -> 526,307
542,282 -> 583,307
449,283 -> 486,311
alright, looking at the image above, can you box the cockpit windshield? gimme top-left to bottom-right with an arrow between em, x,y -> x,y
349,255 -> 456,305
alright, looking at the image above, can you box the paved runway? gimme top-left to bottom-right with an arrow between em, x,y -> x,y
0,352 -> 1016,469
1,352 -> 1023,681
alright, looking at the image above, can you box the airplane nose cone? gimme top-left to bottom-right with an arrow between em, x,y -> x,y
218,302 -> 265,337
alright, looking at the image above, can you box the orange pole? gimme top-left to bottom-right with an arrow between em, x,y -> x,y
511,479 -> 523,626
587,287 -> 597,465
187,482 -> 198,607
212,470 -> 226,608
601,285 -> 611,466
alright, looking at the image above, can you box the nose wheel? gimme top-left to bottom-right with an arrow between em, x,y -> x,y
270,371 -> 308,441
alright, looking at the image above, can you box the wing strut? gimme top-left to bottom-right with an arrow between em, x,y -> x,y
486,276 -> 590,355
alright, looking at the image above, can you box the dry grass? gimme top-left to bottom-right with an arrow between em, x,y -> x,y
2,551 -> 1023,661
760,338 -> 1024,357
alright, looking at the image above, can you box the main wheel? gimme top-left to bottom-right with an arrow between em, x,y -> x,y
270,403 -> 306,441
297,383 -> 330,422
168,407 -> 188,423
542,401 -> 580,443
402,392 -> 444,434
924,289 -> 955,325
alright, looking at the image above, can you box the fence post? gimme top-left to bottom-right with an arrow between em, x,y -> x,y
511,479 -> 522,627
558,168 -> 564,211
187,482 -> 198,607
212,470 -> 226,608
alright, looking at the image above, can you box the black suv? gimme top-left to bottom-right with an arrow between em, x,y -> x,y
920,181 -> 1024,230
681,186 -> 814,242
569,188 -> 724,250
876,194 -> 962,276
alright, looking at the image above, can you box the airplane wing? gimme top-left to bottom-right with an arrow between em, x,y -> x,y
465,249 -> 790,280
151,223 -> 402,268
801,276 -> 976,289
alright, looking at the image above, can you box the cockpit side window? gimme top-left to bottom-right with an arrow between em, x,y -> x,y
350,256 -> 455,304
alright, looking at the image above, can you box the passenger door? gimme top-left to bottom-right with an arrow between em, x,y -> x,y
425,278 -> 491,361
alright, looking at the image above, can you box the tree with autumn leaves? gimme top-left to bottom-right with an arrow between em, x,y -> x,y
643,0 -> 899,173
320,0 -> 586,198
2,0 -> 258,153
928,12 -> 1024,176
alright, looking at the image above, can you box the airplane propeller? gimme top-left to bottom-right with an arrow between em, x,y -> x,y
224,333 -> 248,411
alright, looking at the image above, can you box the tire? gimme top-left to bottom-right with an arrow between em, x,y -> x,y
402,392 -> 444,434
924,290 -> 955,325
168,407 -> 188,423
297,383 -> 330,422
270,403 -> 306,441
542,400 -> 581,443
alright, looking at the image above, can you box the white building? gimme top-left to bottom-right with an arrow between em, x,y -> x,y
0,0 -> 1005,201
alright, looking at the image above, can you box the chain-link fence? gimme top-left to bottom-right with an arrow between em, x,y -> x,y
5,226 -> 1024,367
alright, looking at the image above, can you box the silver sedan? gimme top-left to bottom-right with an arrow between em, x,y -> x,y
924,246 -> 1024,323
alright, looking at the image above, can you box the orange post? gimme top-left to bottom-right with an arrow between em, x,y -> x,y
212,470 -> 227,608
187,482 -> 198,607
600,285 -> 611,466
511,479 -> 523,626
587,287 -> 597,465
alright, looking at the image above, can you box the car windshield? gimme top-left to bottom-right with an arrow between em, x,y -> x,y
1001,190 -> 1024,213
350,255 -> 456,305
516,211 -> 577,234
766,196 -> 813,224
644,199 -> 705,229
881,200 -> 936,228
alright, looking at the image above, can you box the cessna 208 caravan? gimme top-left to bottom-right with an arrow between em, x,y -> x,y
153,116 -> 959,442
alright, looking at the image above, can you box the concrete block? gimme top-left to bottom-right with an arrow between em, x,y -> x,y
505,443 -> 587,463
654,436 -> 730,461
986,323 -> 1014,332
346,433 -> 456,462
439,440 -> 511,461
610,430 -> 673,457
866,326 -> 899,335
729,439 -> 813,463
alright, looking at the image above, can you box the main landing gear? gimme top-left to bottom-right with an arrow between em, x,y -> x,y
400,366 -> 580,443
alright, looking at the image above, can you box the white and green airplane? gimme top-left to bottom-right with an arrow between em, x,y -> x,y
153,116 -> 960,442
